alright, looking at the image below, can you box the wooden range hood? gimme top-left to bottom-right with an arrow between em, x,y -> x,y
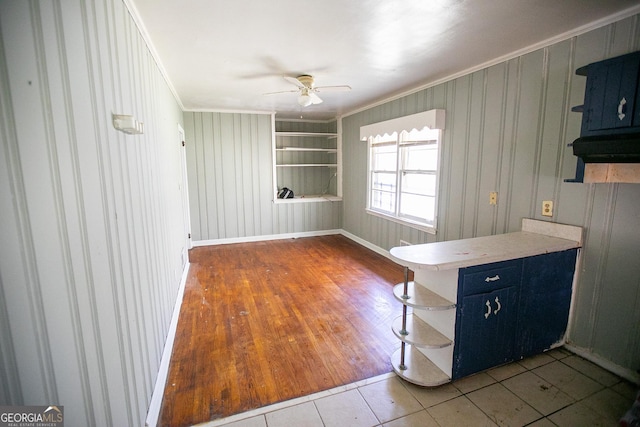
582,163 -> 640,183
572,132 -> 640,183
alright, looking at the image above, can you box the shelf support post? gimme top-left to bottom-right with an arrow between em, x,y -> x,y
399,266 -> 410,370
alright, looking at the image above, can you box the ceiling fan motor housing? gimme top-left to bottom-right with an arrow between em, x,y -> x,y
297,75 -> 315,88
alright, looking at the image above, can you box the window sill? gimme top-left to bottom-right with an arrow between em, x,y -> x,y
274,195 -> 342,204
366,208 -> 436,235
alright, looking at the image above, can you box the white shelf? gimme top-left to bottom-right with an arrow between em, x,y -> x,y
392,277 -> 455,387
273,121 -> 341,205
275,131 -> 337,138
273,195 -> 342,203
391,345 -> 450,387
393,282 -> 456,310
276,164 -> 338,168
392,314 -> 452,349
276,147 -> 338,152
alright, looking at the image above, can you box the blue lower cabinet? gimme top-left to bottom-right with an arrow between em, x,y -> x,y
517,249 -> 578,358
452,250 -> 577,379
453,286 -> 518,379
517,289 -> 572,358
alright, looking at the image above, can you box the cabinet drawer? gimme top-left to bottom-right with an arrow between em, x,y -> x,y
460,259 -> 522,296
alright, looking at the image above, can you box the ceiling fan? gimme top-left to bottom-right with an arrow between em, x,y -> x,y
265,75 -> 351,107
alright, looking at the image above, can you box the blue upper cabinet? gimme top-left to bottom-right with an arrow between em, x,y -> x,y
579,51 -> 640,136
567,51 -> 640,182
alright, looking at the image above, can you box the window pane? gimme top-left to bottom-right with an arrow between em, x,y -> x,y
371,170 -> 396,213
402,144 -> 438,171
372,145 -> 397,171
400,193 -> 435,223
371,189 -> 395,213
402,173 -> 436,196
372,171 -> 396,191
403,128 -> 440,142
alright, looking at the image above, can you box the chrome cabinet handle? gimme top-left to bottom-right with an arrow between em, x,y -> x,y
618,97 -> 627,120
484,300 -> 491,319
484,296 -> 502,319
484,275 -> 500,282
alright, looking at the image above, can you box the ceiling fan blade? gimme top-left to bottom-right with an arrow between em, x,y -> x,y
315,85 -> 351,92
284,76 -> 306,88
262,89 -> 298,96
309,92 -> 323,104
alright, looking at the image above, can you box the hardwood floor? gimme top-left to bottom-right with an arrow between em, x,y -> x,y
158,235 -> 407,427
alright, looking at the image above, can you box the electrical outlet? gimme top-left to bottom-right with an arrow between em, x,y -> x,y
542,200 -> 553,217
489,192 -> 498,205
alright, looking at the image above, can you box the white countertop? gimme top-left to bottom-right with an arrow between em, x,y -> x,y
389,219 -> 582,271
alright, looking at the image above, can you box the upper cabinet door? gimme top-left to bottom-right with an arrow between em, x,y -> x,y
582,52 -> 640,135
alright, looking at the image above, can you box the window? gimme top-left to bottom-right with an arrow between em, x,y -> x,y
367,127 -> 441,231
360,109 -> 445,233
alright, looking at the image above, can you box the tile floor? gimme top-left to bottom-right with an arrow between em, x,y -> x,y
197,348 -> 638,427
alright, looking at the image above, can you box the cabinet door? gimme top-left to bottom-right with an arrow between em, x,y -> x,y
583,53 -> 640,134
453,286 -> 517,379
517,249 -> 577,358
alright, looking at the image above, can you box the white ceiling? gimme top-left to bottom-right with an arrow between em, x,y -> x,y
128,0 -> 640,121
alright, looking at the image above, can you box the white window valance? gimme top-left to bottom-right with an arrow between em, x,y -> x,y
360,109 -> 445,140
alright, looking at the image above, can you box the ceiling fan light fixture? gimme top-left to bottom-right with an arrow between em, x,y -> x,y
298,93 -> 313,107
264,74 -> 348,107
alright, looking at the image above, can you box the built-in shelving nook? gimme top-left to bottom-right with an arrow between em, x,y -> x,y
272,117 -> 341,203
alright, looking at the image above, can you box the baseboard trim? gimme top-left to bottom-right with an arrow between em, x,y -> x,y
564,343 -> 640,385
145,261 -> 191,427
339,230 -> 393,260
192,229 -> 343,247
191,229 -> 396,264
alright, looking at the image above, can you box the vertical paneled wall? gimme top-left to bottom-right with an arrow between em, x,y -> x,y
184,112 -> 342,241
0,1 -> 186,426
342,15 -> 640,377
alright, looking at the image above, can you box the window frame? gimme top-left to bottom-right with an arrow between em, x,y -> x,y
366,128 -> 442,234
